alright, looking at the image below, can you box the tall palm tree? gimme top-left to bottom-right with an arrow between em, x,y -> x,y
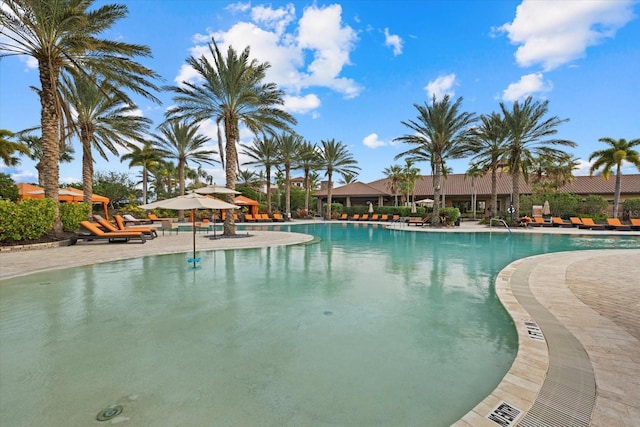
242,136 -> 279,214
468,112 -> 509,217
19,133 -> 75,187
500,97 -> 575,222
153,120 -> 217,220
589,137 -> 640,218
275,133 -> 303,218
394,95 -> 476,225
318,139 -> 360,219
63,75 -> 152,204
383,164 -> 403,207
296,140 -> 322,215
399,159 -> 420,210
149,160 -> 179,200
166,40 -> 296,235
465,162 -> 484,220
338,173 -> 358,185
1,0 -> 160,234
121,141 -> 163,204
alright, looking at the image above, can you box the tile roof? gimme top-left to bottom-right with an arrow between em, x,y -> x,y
316,174 -> 640,197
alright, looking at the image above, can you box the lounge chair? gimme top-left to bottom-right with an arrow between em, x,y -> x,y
569,217 -> 583,227
577,218 -> 605,230
370,214 -> 379,221
379,214 -> 389,221
551,217 -> 573,228
630,218 -> 640,230
606,218 -> 631,231
113,215 -> 157,238
391,214 -> 400,222
406,216 -> 430,226
147,213 -> 173,223
351,214 -> 360,221
338,213 -> 348,220
72,221 -> 146,244
272,213 -> 285,222
360,214 -> 369,221
121,214 -> 153,225
244,214 -> 257,222
529,217 -> 551,227
258,213 -> 272,222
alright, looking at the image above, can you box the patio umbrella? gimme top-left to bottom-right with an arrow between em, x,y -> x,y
543,200 -> 551,216
193,185 -> 240,195
415,198 -> 434,206
27,188 -> 83,199
140,193 -> 239,268
368,202 -> 374,214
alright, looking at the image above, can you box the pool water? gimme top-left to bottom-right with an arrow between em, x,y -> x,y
1,224 -> 638,426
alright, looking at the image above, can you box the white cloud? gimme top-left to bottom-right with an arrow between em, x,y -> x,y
502,72 -> 552,101
384,28 -> 403,56
498,0 -> 636,71
174,2 -> 362,114
573,158 -> 593,176
226,2 -> 251,13
283,94 -> 321,114
424,73 -> 457,99
363,133 -> 388,148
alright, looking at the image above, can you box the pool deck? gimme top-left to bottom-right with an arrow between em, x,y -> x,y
1,220 -> 638,426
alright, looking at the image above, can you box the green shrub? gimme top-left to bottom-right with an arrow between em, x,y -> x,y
0,198 -> 56,241
0,174 -> 19,202
580,195 -> 609,217
623,198 -> 640,218
60,202 -> 91,231
439,207 -> 460,225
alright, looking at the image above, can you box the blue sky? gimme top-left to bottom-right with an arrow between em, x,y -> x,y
2,0 -> 639,186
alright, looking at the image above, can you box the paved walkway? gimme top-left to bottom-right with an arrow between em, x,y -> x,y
1,220 -> 638,426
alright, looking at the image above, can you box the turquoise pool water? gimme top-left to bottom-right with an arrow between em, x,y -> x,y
1,224 -> 638,426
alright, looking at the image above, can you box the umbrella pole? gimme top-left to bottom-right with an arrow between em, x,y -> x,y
192,209 -> 196,268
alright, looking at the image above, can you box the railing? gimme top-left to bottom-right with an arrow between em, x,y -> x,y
490,217 -> 512,234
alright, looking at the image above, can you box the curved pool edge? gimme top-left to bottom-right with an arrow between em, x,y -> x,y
0,230 -> 314,281
453,248 -> 640,427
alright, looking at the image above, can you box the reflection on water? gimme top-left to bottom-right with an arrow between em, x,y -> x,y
1,225 -> 638,426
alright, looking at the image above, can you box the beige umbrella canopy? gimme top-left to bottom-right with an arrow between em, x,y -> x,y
543,200 -> 551,216
193,185 -> 240,195
140,192 -> 239,268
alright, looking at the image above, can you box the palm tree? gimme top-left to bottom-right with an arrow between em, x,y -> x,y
19,133 -> 75,187
1,0 -> 160,235
500,97 -> 575,222
149,160 -> 179,200
242,136 -> 279,214
121,141 -> 163,204
468,112 -> 509,218
383,164 -> 403,207
318,139 -> 360,219
399,160 -> 420,210
153,120 -> 217,221
275,133 -> 303,218
338,173 -> 359,185
166,40 -> 296,235
589,137 -> 640,218
465,163 -> 484,220
296,140 -> 322,215
0,129 -> 29,166
63,75 -> 152,204
237,169 -> 259,188
394,95 -> 476,225
529,152 -> 578,194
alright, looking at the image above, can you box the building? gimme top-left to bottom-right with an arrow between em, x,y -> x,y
314,173 -> 640,216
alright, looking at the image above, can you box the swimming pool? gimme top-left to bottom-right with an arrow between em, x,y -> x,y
1,224 -> 639,426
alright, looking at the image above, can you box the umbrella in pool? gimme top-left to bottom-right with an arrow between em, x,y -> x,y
193,185 -> 241,238
140,192 -> 239,268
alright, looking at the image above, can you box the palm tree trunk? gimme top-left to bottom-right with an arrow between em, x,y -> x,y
285,164 -> 291,218
326,170 -> 333,219
304,168 -> 310,215
178,159 -> 185,221
142,165 -> 148,205
266,167 -> 272,215
81,131 -> 94,206
223,118 -> 238,236
491,167 -> 498,218
432,163 -> 442,225
613,165 -> 622,218
512,170 -> 520,224
39,61 -> 62,235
